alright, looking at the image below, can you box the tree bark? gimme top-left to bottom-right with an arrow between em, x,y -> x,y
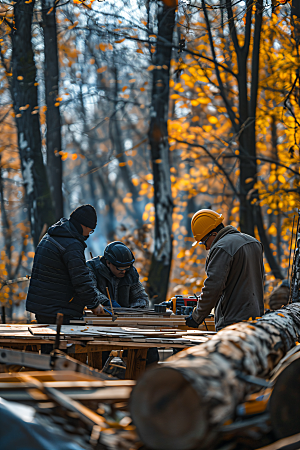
110,66 -> 143,226
11,0 -> 55,247
42,0 -> 63,220
290,210 -> 300,302
147,2 -> 175,304
130,303 -> 300,450
292,0 -> 300,45
0,155 -> 12,280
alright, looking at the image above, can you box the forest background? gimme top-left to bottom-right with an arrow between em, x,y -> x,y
0,0 -> 298,319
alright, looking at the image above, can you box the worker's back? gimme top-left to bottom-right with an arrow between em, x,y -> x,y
208,226 -> 264,330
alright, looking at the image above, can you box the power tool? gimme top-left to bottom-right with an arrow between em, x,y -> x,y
157,295 -> 198,315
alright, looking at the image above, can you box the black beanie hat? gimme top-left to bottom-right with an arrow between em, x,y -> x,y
70,204 -> 97,229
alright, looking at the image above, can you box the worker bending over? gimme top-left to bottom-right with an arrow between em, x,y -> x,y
87,241 -> 149,309
87,242 -> 158,365
186,209 -> 264,331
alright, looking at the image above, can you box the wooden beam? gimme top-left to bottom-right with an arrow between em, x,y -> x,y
130,304 -> 300,450
257,433 -> 300,450
125,348 -> 148,380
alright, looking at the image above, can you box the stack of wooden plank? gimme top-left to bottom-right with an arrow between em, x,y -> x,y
0,324 -> 214,348
83,307 -> 215,331
0,369 -> 140,450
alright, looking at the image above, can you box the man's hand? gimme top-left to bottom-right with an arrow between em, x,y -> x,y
185,313 -> 199,328
91,304 -> 104,316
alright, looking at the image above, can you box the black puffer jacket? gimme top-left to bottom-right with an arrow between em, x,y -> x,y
26,218 -> 99,317
86,256 -> 149,308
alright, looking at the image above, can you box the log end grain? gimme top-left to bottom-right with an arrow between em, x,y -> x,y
270,357 -> 300,440
129,367 -> 208,450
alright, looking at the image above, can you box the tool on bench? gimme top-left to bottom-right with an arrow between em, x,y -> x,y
158,295 -> 198,315
102,307 -> 115,317
54,313 -> 64,350
106,287 -> 117,322
158,294 -> 212,329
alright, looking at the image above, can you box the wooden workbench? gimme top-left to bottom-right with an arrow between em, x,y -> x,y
0,324 -> 214,379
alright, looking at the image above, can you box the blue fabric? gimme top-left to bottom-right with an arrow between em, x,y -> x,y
111,300 -> 121,308
0,400 -> 84,450
26,218 -> 99,317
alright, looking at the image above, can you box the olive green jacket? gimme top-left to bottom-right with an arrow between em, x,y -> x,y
192,226 -> 264,331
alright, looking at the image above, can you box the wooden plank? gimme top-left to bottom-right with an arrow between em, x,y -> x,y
87,350 -> 103,370
125,348 -> 147,380
28,327 -> 57,336
257,433 -> 300,450
0,340 -> 67,348
68,353 -> 87,364
88,340 -> 192,349
0,371 -> 135,385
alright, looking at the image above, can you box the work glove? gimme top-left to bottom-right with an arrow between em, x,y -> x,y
185,313 -> 199,328
111,300 -> 121,308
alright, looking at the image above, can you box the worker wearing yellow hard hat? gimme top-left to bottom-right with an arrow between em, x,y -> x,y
191,209 -> 224,247
186,209 -> 265,331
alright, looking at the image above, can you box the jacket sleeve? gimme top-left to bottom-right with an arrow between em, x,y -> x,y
85,260 -> 111,306
192,247 -> 232,325
85,268 -> 111,308
129,281 -> 149,308
62,242 -> 100,309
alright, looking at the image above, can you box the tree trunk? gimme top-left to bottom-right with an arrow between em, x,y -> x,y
42,0 -> 63,220
11,0 -> 55,246
0,155 -> 12,280
290,210 -> 300,302
235,0 -> 262,236
271,116 -> 282,266
203,0 -> 282,278
110,66 -> 142,226
255,205 -> 284,279
147,2 -> 175,304
292,0 -> 300,45
130,303 -> 300,450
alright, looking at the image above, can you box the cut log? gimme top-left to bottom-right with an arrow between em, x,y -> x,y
130,304 -> 300,450
270,357 -> 300,440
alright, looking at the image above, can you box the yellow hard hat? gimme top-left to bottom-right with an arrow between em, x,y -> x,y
191,209 -> 224,246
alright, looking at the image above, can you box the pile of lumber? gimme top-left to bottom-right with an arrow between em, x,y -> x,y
85,306 -> 174,316
130,303 -> 300,450
0,324 -> 214,348
83,308 -> 215,331
0,369 -> 140,450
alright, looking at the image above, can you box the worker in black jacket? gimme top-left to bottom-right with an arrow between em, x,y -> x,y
87,241 -> 149,309
87,242 -> 158,366
26,204 -> 103,324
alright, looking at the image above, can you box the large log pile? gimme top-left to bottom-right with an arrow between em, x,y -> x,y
130,303 -> 300,450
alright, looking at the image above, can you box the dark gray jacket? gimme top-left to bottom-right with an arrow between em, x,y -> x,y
26,218 -> 99,317
192,226 -> 264,331
86,256 -> 149,308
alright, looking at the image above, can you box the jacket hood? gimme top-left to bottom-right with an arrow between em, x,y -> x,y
47,218 -> 87,246
98,256 -> 113,279
211,225 -> 239,248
